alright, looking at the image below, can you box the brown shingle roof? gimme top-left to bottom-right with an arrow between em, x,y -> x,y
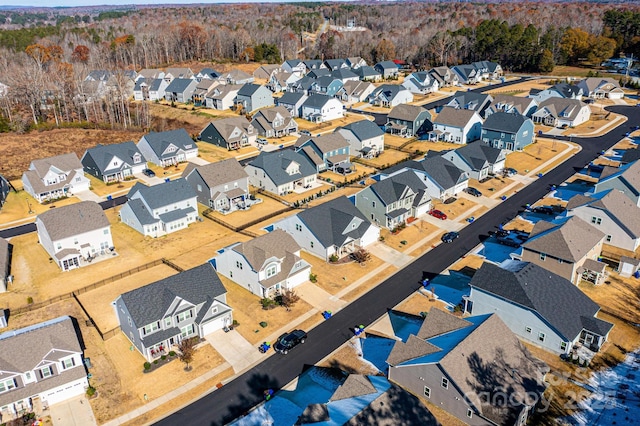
330,374 -> 377,401
234,229 -> 301,271
432,106 -> 479,127
387,104 -> 427,122
30,153 -> 83,177
416,307 -> 472,339
386,334 -> 441,366
183,158 -> 248,188
37,201 -> 110,241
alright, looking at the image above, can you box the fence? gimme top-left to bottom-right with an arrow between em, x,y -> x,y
203,204 -> 292,237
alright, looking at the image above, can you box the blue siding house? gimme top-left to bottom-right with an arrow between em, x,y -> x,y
481,112 -> 534,151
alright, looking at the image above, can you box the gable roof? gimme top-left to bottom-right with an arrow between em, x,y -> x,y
336,119 -> 384,141
233,229 -> 300,271
578,77 -> 621,93
295,133 -> 349,153
30,153 -> 83,177
83,141 -> 145,173
490,94 -> 537,115
388,156 -> 468,190
204,116 -> 253,140
253,105 -> 292,123
550,82 -> 582,98
567,189 -> 640,237
416,307 -> 472,339
277,91 -> 307,105
447,91 -> 492,113
37,201 -> 109,241
247,149 -> 316,185
297,195 -> 375,249
597,160 -> 640,194
183,158 -> 248,188
354,66 -> 381,79
483,111 -> 529,133
165,78 -> 195,93
469,261 -> 612,340
127,178 -> 196,209
237,83 -> 264,97
165,67 -> 193,78
370,84 -> 409,101
432,106 -> 480,128
119,263 -> 227,327
375,61 -> 398,70
370,170 -> 428,205
452,141 -> 505,165
536,97 -> 587,121
301,93 -> 335,109
140,128 -> 195,158
196,67 -> 220,79
218,69 -> 253,82
387,104 -> 428,122
331,68 -> 359,81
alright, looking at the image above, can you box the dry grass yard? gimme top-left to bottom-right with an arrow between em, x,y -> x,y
381,220 -> 440,253
383,133 -> 411,149
340,264 -> 396,303
195,140 -> 235,163
361,149 -> 411,168
207,197 -> 289,229
506,138 -> 574,173
394,291 -> 449,316
0,188 -> 79,227
430,197 -> 478,221
578,271 -> 640,325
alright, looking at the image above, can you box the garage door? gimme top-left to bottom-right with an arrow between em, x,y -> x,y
43,382 -> 84,405
201,316 -> 227,336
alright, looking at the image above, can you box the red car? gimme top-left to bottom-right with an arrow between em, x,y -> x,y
429,209 -> 447,220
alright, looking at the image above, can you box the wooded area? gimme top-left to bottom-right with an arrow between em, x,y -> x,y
0,2 -> 637,132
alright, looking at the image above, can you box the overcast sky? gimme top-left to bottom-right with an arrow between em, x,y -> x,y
2,0 -> 294,7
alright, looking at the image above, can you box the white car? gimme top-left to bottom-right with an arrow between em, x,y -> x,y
257,138 -> 268,145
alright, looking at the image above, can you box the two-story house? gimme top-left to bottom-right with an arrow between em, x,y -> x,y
593,160 -> 640,206
354,170 -> 431,229
402,71 -> 439,95
481,112 -> 534,151
300,94 -> 344,123
309,76 -> 344,97
114,263 -> 232,361
373,61 -> 399,79
22,153 -> 91,203
428,66 -> 459,87
133,78 -> 169,101
267,70 -> 300,93
251,106 -> 298,138
199,117 -> 257,150
385,104 -> 432,137
440,141 -> 507,181
466,261 -> 614,356
204,84 -> 242,110
245,149 -> 317,196
281,59 -> 307,77
451,64 -> 480,85
487,94 -> 538,118
428,107 -> 483,144
213,230 -> 311,298
444,92 -> 493,119
35,201 -> 114,271
119,179 -> 198,237
0,174 -> 10,210
353,66 -> 382,82
336,80 -> 376,104
273,195 -> 380,261
81,142 -> 147,183
335,120 -> 385,159
345,57 -> 367,69
276,92 -> 308,118
163,67 -> 194,83
529,83 -> 583,103
0,316 -> 88,422
235,83 -> 274,113
324,58 -> 348,71
294,133 -> 352,174
532,98 -> 591,128
386,157 -> 469,201
368,84 -> 413,108
182,159 -> 250,212
164,78 -> 198,103
136,128 -> 198,167
577,77 -> 624,99
217,69 -> 254,85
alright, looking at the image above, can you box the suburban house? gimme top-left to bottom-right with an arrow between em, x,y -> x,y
354,169 -> 431,229
302,60 -> 326,73
353,65 -> 382,82
300,94 -> 344,123
373,61 -> 399,79
267,70 -> 299,93
204,84 -> 241,110
385,104 -> 432,137
195,67 -> 220,81
387,308 -> 547,426
487,94 -> 538,117
0,316 -> 89,422
577,77 -> 624,99
466,260 -> 614,356
0,237 -> 10,293
163,67 -> 194,82
309,76 -> 344,97
451,64 -> 481,85
428,66 -> 459,87
566,189 -> 640,253
520,216 -> 606,285
235,83 -> 274,113
35,201 -> 114,271
281,59 -> 307,76
245,149 -> 317,196
253,64 -> 279,80
22,153 -> 91,203
472,60 -> 503,80
346,56 -> 368,69
136,68 -> 164,81
324,58 -> 348,70
335,120 -> 385,159
368,84 -> 413,108
114,263 -> 232,361
532,98 -> 591,128
81,142 -> 147,183
199,117 -> 257,150
251,106 -> 298,138
529,83 -> 583,103
0,175 -> 10,209
192,79 -> 220,107
119,179 -> 198,238
481,112 -> 535,151
444,92 -> 493,118
294,133 -> 352,173
330,68 -> 360,83
386,156 -> 469,201
276,92 -> 308,118
288,76 -> 315,95
133,78 -> 168,101
213,230 -> 311,298
182,159 -> 250,212
336,80 -> 375,104
136,128 -> 198,167
307,68 -> 331,79
428,107 -> 483,144
402,71 -> 439,94
273,195 -> 380,261
593,160 -> 640,206
440,141 -> 507,181
217,69 -> 254,85
164,78 -> 198,103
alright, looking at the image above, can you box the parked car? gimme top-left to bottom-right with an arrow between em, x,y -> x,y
465,187 -> 482,197
532,206 -> 555,215
429,209 -> 447,220
497,237 -> 520,248
441,231 -> 459,243
443,197 -> 456,204
142,169 -> 156,177
274,329 -> 307,355
503,168 -> 518,177
299,130 -> 312,136
257,137 -> 268,145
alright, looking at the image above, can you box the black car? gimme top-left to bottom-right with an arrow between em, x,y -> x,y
465,187 -> 482,197
441,231 -> 459,243
532,206 -> 554,215
142,168 -> 156,177
497,237 -> 520,247
274,329 -> 307,354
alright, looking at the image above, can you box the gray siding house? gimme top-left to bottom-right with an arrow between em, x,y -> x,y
373,61 -> 399,79
81,142 -> 147,183
276,92 -> 308,118
294,133 -> 351,173
593,160 -> 640,207
164,78 -> 198,103
0,237 -> 10,293
251,106 -> 298,138
385,104 -> 432,137
114,263 -> 232,361
466,261 -> 614,356
199,117 -> 257,150
386,157 -> 469,201
440,141 -> 507,181
136,128 -> 198,167
235,83 -> 274,113
481,112 -> 534,151
245,149 -> 317,196
335,119 -> 385,159
0,174 -> 10,210
182,159 -> 251,213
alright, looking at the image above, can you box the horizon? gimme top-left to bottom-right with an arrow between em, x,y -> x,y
1,0 -> 337,8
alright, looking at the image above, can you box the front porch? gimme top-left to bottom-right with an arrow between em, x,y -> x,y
386,122 -> 408,136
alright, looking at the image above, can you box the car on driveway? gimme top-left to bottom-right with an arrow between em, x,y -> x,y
142,168 -> 156,177
532,206 -> 555,215
299,130 -> 312,136
257,137 -> 268,145
429,209 -> 447,220
503,168 -> 518,177
465,187 -> 482,197
441,231 -> 459,243
274,329 -> 307,355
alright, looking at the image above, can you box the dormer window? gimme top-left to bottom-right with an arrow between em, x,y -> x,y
0,378 -> 16,393
61,357 -> 76,370
266,264 -> 277,278
40,366 -> 53,379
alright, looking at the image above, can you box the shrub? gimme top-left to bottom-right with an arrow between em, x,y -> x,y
168,351 -> 176,357
259,321 -> 268,328
27,296 -> 33,304
153,360 -> 159,365
144,362 -> 151,370
309,273 -> 318,283
86,386 -> 97,397
329,254 -> 339,263
233,319 -> 239,327
260,298 -> 275,309
161,355 -> 167,361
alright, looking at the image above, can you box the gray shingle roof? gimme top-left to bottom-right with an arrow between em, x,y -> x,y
183,158 -> 247,188
416,308 -> 472,340
433,106 -> 479,128
125,198 -> 157,225
301,93 -> 335,109
297,196 -> 374,249
523,216 -> 605,262
598,160 -> 640,194
331,68 -> 358,81
277,92 -> 307,105
247,149 -> 316,186
30,153 -> 82,177
140,129 -> 195,159
371,170 -> 428,205
491,94 -> 536,115
237,83 -> 262,97
452,141 -> 504,165
336,120 -> 384,142
389,156 -> 467,190
127,178 -> 196,210
119,263 -> 227,327
354,66 -> 381,78
37,201 -> 109,241
483,111 -> 529,133
295,133 -> 349,153
387,104 -> 428,122
375,61 -> 398,70
469,261 -> 612,340
83,141 -> 144,174
370,84 -> 408,101
568,189 -> 640,238
536,98 -> 587,121
165,78 -> 195,93
329,374 -> 376,402
386,334 -> 441,366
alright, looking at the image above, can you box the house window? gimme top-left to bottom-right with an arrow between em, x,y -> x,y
230,270 -> 233,278
424,386 -> 431,398
180,324 -> 194,338
560,342 -> 568,351
127,316 -> 132,327
24,372 -> 32,381
176,310 -> 193,323
310,241 -> 314,248
591,216 -> 602,225
467,408 -> 473,419
538,332 -> 546,342
143,321 -> 160,335
196,184 -> 202,192
62,357 -> 75,369
165,317 -> 172,328
558,258 -> 563,264
104,229 -> 109,234
441,377 -> 449,389
212,307 -> 218,314
540,253 -> 546,261
236,261 -> 243,269
606,235 -> 612,242
266,264 -> 277,278
525,326 -> 532,333
0,378 -> 16,393
40,366 -> 53,378
372,201 -> 376,208
295,224 -> 302,232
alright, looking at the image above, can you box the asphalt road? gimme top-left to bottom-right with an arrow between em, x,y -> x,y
155,104 -> 640,426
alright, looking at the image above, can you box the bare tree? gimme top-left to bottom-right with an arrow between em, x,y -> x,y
178,337 -> 198,371
280,289 -> 300,312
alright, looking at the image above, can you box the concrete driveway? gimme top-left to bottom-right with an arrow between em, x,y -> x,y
367,241 -> 413,268
205,329 -> 263,374
73,190 -> 103,202
50,395 -> 96,426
